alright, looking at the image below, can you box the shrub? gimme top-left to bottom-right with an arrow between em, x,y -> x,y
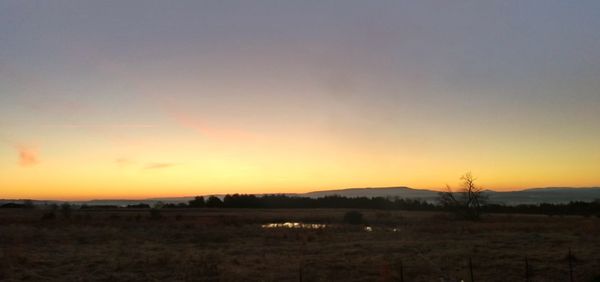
149,208 -> 162,220
188,196 -> 206,208
23,200 -> 35,209
41,211 -> 55,220
126,203 -> 150,209
60,203 -> 72,218
343,211 -> 364,225
206,196 -> 223,208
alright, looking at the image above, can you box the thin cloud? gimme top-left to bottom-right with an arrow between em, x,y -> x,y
115,158 -> 136,167
159,98 -> 256,141
0,138 -> 39,167
115,157 -> 175,170
143,162 -> 176,170
44,124 -> 157,129
18,146 -> 38,167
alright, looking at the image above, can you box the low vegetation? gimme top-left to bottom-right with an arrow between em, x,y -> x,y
0,208 -> 599,281
4,195 -> 600,219
343,210 -> 364,225
1,175 -> 599,280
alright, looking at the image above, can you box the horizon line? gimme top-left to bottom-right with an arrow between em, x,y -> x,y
2,185 -> 600,202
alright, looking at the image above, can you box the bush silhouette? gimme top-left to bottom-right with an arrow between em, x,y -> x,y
23,200 -> 34,209
189,196 -> 206,208
127,203 -> 150,209
343,211 -> 364,224
149,208 -> 162,220
206,196 -> 223,208
60,203 -> 72,218
41,211 -> 55,220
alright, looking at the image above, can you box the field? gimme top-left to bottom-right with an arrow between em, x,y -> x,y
0,208 -> 599,281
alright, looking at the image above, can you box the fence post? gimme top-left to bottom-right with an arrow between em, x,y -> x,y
399,259 -> 404,282
525,257 -> 529,282
298,261 -> 303,282
568,248 -> 574,282
469,257 -> 474,282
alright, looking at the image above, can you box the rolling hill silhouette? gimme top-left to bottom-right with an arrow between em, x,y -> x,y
3,186 -> 599,206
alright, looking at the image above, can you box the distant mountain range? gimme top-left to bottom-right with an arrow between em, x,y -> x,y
2,186 -> 600,206
297,186 -> 600,204
483,187 -> 600,204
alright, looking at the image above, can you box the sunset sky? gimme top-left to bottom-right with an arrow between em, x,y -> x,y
1,1 -> 600,200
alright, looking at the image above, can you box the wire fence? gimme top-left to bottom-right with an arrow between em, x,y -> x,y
294,248 -> 595,282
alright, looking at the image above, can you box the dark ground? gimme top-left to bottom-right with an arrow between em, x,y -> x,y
0,208 -> 599,281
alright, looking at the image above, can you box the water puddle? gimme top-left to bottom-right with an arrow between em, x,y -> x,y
261,222 -> 400,232
261,222 -> 327,229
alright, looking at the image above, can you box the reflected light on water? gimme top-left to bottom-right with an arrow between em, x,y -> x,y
261,223 -> 397,233
261,222 -> 327,229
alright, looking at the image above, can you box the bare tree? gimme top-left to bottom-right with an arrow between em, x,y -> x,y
438,172 -> 487,220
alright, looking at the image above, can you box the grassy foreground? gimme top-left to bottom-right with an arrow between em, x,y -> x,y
0,208 -> 599,281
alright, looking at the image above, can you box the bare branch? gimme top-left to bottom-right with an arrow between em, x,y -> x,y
438,172 -> 487,220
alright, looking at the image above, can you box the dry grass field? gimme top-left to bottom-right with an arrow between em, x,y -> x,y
0,208 -> 599,281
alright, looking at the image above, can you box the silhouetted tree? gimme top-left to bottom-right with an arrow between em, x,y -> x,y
172,190 -> 600,216
188,196 -> 206,208
223,194 -> 261,208
206,196 -> 223,208
438,172 -> 487,220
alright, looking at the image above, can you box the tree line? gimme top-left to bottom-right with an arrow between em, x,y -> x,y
172,192 -> 600,216
186,194 -> 437,210
179,194 -> 600,216
2,173 -> 599,218
2,194 -> 600,217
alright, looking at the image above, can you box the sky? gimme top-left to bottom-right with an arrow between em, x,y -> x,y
1,1 -> 600,200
